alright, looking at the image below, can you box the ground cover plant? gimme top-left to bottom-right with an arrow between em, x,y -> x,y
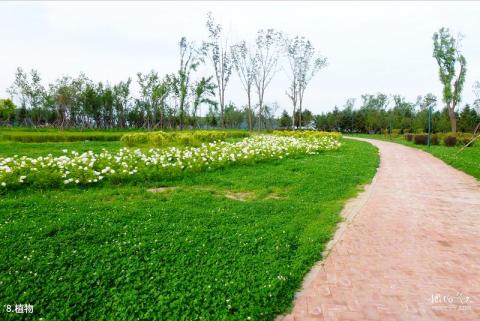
0,139 -> 378,320
0,135 -> 340,192
353,133 -> 480,180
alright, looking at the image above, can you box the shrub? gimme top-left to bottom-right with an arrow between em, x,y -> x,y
272,130 -> 341,140
147,132 -> 170,147
431,134 -> 440,145
413,134 -> 428,145
443,134 -> 457,147
120,133 -> 149,147
404,133 -> 413,141
383,129 -> 401,138
457,133 -> 475,147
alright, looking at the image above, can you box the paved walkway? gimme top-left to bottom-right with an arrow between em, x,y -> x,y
280,138 -> 480,321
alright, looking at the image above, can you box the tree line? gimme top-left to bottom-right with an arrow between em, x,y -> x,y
1,24 -> 478,134
312,92 -> 480,134
0,13 -> 326,130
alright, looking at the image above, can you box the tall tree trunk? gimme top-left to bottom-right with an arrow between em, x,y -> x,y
220,91 -> 225,129
247,90 -> 252,131
448,107 -> 457,133
292,106 -> 296,130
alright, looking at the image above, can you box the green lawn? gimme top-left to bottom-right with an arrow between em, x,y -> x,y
0,139 -> 378,320
0,140 -> 123,157
350,134 -> 480,180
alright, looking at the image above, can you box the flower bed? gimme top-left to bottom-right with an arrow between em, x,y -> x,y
0,135 -> 341,191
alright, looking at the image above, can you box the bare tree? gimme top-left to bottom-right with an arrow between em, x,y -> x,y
203,12 -> 233,128
252,29 -> 283,130
112,78 -> 131,128
231,41 -> 256,130
173,37 -> 203,130
285,35 -> 327,129
473,81 -> 480,113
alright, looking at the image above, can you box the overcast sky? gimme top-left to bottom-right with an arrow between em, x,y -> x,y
1,1 -> 479,115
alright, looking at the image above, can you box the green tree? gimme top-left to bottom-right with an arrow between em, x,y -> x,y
432,28 -> 467,133
192,76 -> 216,128
279,110 -> 292,128
224,102 -> 244,128
0,98 -> 16,123
458,104 -> 478,132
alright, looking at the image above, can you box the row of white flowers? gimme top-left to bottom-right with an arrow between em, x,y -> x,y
0,135 -> 340,191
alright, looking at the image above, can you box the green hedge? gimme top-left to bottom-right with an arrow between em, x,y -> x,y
2,131 -> 124,142
120,130 -> 250,147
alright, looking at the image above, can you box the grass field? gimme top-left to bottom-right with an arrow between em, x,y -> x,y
0,138 -> 378,320
351,134 -> 480,180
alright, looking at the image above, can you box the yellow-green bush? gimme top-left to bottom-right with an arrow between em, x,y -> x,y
121,130 -> 250,147
272,130 -> 341,140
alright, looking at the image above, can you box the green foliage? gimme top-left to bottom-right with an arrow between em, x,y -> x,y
0,98 -> 16,121
0,139 -> 378,320
432,28 -> 467,132
432,28 -> 467,107
279,110 -> 292,128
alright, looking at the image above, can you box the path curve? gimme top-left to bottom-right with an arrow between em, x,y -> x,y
281,138 -> 480,321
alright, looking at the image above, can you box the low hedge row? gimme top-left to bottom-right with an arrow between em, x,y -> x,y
272,130 -> 342,140
3,132 -> 124,142
120,130 -> 250,147
406,132 -> 475,147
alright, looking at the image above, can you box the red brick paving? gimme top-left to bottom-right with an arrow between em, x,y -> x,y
280,138 -> 480,321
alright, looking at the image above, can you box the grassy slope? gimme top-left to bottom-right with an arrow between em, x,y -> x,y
0,139 -> 378,320
351,134 -> 480,180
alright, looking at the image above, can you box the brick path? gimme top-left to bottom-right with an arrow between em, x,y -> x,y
280,138 -> 480,321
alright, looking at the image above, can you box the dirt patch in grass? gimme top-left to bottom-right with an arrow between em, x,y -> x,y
147,187 -> 177,193
264,192 -> 283,200
224,191 -> 255,201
